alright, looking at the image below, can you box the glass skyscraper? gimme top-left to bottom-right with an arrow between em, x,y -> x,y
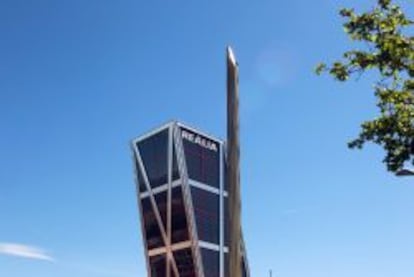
131,121 -> 249,277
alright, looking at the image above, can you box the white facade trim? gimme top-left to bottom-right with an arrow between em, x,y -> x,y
189,179 -> 220,195
148,241 -> 192,257
139,180 -> 181,199
199,241 -> 220,252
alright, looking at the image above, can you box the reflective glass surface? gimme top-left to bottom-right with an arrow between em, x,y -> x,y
181,128 -> 220,188
154,191 -> 167,230
135,155 -> 147,192
141,197 -> 164,249
173,248 -> 196,277
138,129 -> 169,189
149,254 -> 166,277
171,186 -> 189,243
172,144 -> 180,181
201,248 -> 219,277
191,187 -> 219,244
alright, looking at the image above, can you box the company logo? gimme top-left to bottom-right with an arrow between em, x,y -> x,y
181,129 -> 218,152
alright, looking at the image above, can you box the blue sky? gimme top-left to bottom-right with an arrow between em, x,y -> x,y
1,0 -> 414,276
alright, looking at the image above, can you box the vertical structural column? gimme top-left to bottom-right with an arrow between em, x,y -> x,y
227,46 -> 241,277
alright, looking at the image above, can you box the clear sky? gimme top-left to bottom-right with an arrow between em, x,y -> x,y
1,0 -> 414,276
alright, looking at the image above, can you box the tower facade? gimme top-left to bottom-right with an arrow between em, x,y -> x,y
131,121 -> 249,277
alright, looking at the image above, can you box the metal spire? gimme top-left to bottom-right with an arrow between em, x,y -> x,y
227,45 -> 242,277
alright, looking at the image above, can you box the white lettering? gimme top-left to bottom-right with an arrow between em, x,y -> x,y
181,129 -> 218,152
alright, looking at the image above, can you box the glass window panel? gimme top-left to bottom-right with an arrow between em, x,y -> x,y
171,186 -> 189,243
173,248 -> 196,277
141,198 -> 164,249
183,139 -> 202,178
138,129 -> 169,189
181,128 -> 220,188
154,191 -> 167,230
201,248 -> 219,277
149,254 -> 166,277
136,160 -> 147,193
202,148 -> 220,186
191,187 -> 219,244
172,144 -> 180,181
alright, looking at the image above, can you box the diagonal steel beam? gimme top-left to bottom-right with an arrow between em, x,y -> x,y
133,142 -> 180,277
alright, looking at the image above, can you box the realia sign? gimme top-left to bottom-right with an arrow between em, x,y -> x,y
181,129 -> 218,152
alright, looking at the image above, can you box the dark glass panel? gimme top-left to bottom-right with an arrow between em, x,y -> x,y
171,186 -> 189,243
181,128 -> 220,188
203,152 -> 220,187
183,138 -> 201,178
191,187 -> 219,244
154,191 -> 167,230
138,129 -> 169,189
173,248 -> 196,277
172,144 -> 180,181
137,161 -> 147,193
201,248 -> 219,277
141,198 -> 164,249
149,254 -> 166,277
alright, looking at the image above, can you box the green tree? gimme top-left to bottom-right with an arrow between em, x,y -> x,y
316,0 -> 414,173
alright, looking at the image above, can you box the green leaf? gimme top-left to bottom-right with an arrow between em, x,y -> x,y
315,0 -> 414,174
